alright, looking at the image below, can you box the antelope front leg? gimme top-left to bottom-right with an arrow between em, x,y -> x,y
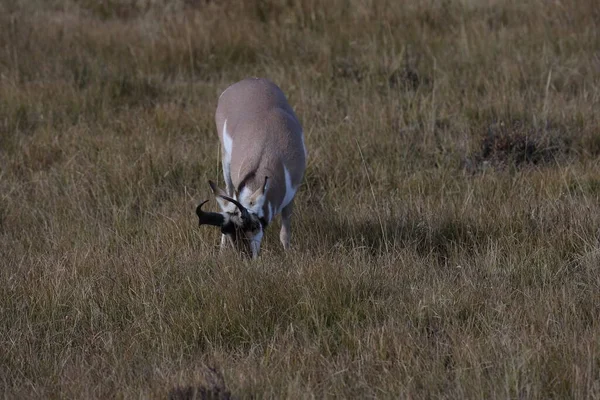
280,201 -> 293,250
220,234 -> 228,252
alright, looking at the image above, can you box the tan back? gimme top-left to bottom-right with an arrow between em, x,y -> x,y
215,78 -> 306,219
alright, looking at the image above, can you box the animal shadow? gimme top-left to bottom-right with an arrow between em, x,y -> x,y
302,210 -> 487,261
168,366 -> 238,400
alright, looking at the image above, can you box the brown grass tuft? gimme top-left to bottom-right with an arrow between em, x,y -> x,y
467,119 -> 574,170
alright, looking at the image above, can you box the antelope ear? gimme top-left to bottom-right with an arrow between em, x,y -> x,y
208,180 -> 232,211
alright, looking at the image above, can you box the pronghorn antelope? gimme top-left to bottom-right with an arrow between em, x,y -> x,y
196,78 -> 306,258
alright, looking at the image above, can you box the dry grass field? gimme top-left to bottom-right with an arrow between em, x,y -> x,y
1,0 -> 599,398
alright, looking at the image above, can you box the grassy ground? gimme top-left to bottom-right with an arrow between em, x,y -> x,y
1,0 -> 599,398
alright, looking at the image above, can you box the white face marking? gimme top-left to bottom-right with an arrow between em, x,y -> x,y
215,192 -> 237,213
238,186 -> 266,217
249,230 -> 264,259
219,201 -> 237,213
237,186 -> 250,201
280,164 -> 297,213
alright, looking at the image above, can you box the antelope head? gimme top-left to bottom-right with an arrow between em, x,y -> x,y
196,179 -> 268,258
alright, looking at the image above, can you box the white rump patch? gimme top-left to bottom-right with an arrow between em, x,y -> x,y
222,119 -> 232,164
301,133 -> 307,158
222,119 -> 234,195
280,164 -> 297,213
267,202 -> 273,223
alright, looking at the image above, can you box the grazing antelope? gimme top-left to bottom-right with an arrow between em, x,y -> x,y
196,78 -> 306,258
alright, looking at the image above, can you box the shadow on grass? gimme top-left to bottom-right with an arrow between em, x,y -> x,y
168,366 -> 236,400
168,385 -> 234,400
303,210 -> 489,262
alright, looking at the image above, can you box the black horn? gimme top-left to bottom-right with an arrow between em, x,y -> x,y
196,200 -> 225,227
216,194 -> 251,221
207,180 -> 250,220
